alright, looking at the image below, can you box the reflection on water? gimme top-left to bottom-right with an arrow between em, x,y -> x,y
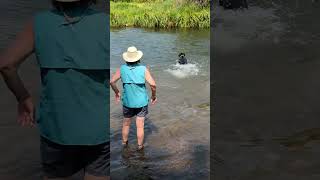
213,0 -> 320,180
110,28 -> 210,179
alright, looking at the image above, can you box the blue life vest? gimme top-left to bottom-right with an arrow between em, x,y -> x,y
120,64 -> 149,108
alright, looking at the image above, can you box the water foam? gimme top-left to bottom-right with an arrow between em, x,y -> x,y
165,62 -> 200,78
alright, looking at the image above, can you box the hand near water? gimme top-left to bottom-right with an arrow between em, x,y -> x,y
151,96 -> 157,105
115,92 -> 121,104
18,97 -> 35,127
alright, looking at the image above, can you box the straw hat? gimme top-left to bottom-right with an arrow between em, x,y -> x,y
122,46 -> 143,62
55,0 -> 80,2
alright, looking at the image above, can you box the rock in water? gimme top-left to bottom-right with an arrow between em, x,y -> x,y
197,102 -> 210,109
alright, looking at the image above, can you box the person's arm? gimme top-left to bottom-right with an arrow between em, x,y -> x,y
110,68 -> 121,103
0,20 -> 34,102
0,20 -> 35,126
145,67 -> 157,105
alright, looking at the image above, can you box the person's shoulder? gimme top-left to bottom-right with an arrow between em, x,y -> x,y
138,63 -> 146,67
120,64 -> 126,69
34,9 -> 62,22
140,64 -> 148,69
35,9 -> 60,17
85,9 -> 109,26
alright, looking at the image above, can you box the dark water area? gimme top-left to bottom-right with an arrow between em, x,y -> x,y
0,1 -> 107,180
213,0 -> 320,180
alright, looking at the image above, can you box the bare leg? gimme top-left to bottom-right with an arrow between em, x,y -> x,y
122,117 -> 131,143
84,173 -> 110,180
136,116 -> 145,147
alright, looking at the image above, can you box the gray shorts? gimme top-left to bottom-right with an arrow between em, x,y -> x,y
40,136 -> 110,178
123,105 -> 148,118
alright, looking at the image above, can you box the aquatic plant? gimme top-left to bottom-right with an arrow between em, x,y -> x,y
110,0 -> 210,28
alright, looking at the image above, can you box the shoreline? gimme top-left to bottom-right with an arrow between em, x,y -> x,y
110,0 -> 210,29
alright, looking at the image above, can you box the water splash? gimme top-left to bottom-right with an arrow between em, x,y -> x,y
165,62 -> 200,79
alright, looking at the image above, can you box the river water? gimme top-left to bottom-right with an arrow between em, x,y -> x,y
110,28 -> 210,179
213,1 -> 320,180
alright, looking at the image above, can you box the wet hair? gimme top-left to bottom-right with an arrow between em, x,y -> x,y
126,60 -> 141,66
51,0 -> 97,10
179,53 -> 185,57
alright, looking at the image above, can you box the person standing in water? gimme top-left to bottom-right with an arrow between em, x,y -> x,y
110,46 -> 157,150
0,0 -> 110,179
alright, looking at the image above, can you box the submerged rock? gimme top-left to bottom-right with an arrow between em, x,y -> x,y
197,102 -> 210,109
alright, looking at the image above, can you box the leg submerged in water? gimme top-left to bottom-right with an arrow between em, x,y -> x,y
136,116 -> 145,150
122,117 -> 131,145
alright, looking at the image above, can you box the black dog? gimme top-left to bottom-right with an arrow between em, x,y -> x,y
178,53 -> 188,65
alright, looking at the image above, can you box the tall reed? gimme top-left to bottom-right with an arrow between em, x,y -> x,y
110,0 -> 210,28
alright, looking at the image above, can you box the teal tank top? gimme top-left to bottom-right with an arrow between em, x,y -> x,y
34,7 -> 109,145
120,64 -> 149,108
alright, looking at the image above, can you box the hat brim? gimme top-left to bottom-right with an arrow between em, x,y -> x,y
122,51 -> 143,62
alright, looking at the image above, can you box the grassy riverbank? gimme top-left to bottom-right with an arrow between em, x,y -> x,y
110,0 -> 210,29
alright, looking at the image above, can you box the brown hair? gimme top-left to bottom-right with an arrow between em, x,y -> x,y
126,60 -> 141,66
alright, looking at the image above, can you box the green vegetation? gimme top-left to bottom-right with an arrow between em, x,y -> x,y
110,0 -> 210,29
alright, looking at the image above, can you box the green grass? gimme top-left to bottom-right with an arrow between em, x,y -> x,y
110,0 -> 210,29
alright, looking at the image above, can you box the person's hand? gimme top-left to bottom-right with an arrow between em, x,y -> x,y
151,96 -> 157,105
115,92 -> 121,104
17,97 -> 35,127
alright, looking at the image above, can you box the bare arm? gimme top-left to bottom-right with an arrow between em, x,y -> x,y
0,20 -> 35,102
110,68 -> 121,94
145,67 -> 156,99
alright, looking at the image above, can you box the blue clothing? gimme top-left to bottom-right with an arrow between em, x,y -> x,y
34,8 -> 109,69
34,7 -> 109,145
120,64 -> 149,108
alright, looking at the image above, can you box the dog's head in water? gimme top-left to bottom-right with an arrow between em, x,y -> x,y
179,53 -> 185,58
178,53 -> 187,64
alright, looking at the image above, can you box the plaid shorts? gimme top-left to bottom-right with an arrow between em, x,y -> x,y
123,105 -> 148,118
